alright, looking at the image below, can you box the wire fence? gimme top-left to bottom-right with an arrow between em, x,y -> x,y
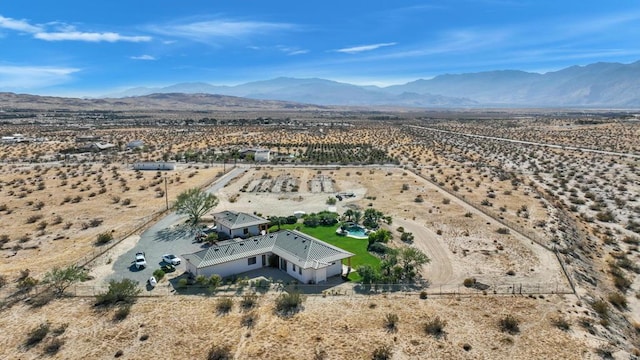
407,169 -> 579,298
9,279 -> 574,301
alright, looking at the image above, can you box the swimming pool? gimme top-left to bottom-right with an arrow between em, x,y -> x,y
336,223 -> 371,239
346,224 -> 367,237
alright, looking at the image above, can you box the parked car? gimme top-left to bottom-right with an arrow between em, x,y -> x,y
135,252 -> 147,269
148,276 -> 157,287
162,254 -> 181,265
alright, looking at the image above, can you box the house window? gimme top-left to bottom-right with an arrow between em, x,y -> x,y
298,267 -> 302,275
292,264 -> 296,271
248,257 -> 257,265
243,228 -> 249,235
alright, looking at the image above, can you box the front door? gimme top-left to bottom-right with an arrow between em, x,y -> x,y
280,258 -> 287,271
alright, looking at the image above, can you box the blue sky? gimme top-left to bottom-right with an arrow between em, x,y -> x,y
1,1 -> 640,96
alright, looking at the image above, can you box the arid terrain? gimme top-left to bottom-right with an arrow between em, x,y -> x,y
0,104 -> 639,359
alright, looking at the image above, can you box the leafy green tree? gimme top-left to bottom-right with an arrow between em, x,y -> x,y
42,265 -> 88,296
397,247 -> 430,282
356,264 -> 380,290
175,188 -> 219,225
368,229 -> 392,246
96,279 -> 140,306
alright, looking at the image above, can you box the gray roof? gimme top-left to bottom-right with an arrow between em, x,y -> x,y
183,230 -> 354,270
213,211 -> 269,230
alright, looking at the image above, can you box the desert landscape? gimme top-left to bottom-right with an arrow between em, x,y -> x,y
0,103 -> 639,359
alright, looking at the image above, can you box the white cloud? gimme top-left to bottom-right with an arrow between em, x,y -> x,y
0,65 -> 79,89
336,42 -> 397,54
148,18 -> 294,42
130,55 -> 156,60
287,49 -> 309,56
0,15 -> 41,33
276,45 -> 308,56
34,31 -> 151,42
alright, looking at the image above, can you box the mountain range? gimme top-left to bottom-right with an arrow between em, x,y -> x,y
107,60 -> 640,108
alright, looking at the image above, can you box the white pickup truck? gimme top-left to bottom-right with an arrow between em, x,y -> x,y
135,252 -> 147,269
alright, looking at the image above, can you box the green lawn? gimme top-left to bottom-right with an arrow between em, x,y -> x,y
269,223 -> 380,281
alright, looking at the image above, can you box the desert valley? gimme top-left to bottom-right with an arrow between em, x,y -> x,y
0,97 -> 638,359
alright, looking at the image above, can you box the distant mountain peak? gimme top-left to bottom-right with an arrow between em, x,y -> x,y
103,59 -> 640,107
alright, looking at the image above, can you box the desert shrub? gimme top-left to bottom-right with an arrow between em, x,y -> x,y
95,232 -> 113,245
499,314 -> 520,334
177,278 -> 188,289
216,297 -> 233,314
95,279 -> 140,306
152,269 -> 165,280
25,322 -> 50,347
207,344 -> 232,360
371,344 -> 393,360
442,198 -> 450,205
596,210 -> 615,222
496,227 -> 510,235
424,316 -> 447,338
275,292 -> 304,316
113,305 -> 131,321
384,313 -> 399,332
26,214 -> 43,224
368,242 -> 388,254
121,198 -> 131,206
43,338 -> 64,355
51,323 -> 68,336
0,275 -> 7,288
89,218 -> 103,227
551,317 -> 571,331
419,291 -> 428,299
607,292 -> 627,310
414,196 -> 424,203
609,265 -> 632,291
463,278 -> 476,287
241,293 -> 258,310
464,212 -> 473,218
591,300 -> 609,318
241,312 -> 258,328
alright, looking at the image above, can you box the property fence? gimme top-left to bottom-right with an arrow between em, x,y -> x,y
407,169 -> 579,298
9,279 -> 572,300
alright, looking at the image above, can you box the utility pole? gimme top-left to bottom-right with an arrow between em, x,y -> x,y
164,176 -> 169,211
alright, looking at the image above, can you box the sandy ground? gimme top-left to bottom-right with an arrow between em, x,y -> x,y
0,294 -> 594,360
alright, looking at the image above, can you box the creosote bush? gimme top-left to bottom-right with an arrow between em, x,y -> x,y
95,232 -> 113,245
424,316 -> 447,338
207,344 -> 232,360
371,344 -> 393,360
275,292 -> 304,316
241,293 -> 258,310
384,313 -> 399,332
551,316 -> 571,331
607,292 -> 627,310
216,297 -> 233,314
499,314 -> 520,334
25,322 -> 50,347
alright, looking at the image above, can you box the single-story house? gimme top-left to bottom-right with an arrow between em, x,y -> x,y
132,161 -> 176,171
126,140 -> 145,150
213,211 -> 270,239
182,230 -> 353,284
240,148 -> 271,162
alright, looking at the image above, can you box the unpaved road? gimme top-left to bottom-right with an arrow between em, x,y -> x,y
392,217 -> 456,287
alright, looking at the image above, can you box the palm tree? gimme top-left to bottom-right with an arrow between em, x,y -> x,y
343,209 -> 354,222
353,210 -> 362,225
